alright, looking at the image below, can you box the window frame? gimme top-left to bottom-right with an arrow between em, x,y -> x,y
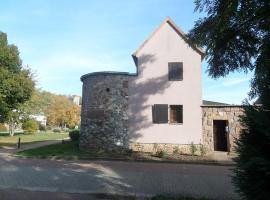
169,105 -> 183,124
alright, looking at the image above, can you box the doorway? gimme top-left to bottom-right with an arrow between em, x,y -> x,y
213,120 -> 228,151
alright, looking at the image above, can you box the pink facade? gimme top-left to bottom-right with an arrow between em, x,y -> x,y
128,18 -> 204,145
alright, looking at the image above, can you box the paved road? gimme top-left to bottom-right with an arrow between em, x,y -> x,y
0,154 -> 239,200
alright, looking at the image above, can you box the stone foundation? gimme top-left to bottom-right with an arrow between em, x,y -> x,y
202,106 -> 244,152
130,143 -> 202,155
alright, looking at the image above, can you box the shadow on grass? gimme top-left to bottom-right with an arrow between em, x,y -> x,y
0,132 -> 25,137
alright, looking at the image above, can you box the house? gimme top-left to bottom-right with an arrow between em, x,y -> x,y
68,95 -> 82,106
30,115 -> 47,126
79,17 -> 244,154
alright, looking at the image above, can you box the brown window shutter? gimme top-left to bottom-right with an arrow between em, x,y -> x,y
153,104 -> 168,123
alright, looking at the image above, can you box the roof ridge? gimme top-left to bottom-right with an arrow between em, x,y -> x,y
132,17 -> 205,58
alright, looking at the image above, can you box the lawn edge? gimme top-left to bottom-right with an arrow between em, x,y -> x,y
14,154 -> 236,166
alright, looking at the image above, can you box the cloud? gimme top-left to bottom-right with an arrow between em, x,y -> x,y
222,78 -> 249,87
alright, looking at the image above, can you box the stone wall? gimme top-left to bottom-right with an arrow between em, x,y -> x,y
202,106 -> 244,152
80,72 -> 129,151
130,143 -> 202,155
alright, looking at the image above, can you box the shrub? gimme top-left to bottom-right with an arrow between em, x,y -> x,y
199,144 -> 207,156
155,149 -> 166,158
22,119 -> 39,134
53,128 -> 61,133
189,142 -> 197,156
39,123 -> 46,131
173,146 -> 180,155
233,106 -> 270,199
69,129 -> 80,141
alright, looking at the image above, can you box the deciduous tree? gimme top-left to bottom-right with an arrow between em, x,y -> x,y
0,32 -> 35,136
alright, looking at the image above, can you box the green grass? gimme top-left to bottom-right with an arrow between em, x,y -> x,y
16,141 -> 134,159
0,131 -> 69,146
16,141 -> 220,164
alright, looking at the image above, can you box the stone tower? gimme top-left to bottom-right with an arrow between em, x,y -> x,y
79,72 -> 130,151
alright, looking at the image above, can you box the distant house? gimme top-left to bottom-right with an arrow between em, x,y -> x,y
68,95 -> 81,106
80,17 -> 244,154
30,115 -> 47,126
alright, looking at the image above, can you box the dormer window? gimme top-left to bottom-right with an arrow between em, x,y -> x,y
168,62 -> 183,81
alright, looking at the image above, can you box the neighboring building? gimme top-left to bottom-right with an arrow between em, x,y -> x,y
80,17 -> 244,153
68,95 -> 81,106
30,115 -> 47,126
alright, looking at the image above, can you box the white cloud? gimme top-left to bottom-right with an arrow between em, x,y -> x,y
222,78 -> 249,87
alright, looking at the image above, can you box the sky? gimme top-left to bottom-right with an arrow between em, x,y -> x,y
0,0 -> 253,104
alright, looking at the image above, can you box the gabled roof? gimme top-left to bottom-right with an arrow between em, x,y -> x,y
132,17 -> 205,60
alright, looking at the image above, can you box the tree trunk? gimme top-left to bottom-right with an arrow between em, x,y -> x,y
9,119 -> 14,136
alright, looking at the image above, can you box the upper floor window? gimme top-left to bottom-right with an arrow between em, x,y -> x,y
168,62 -> 183,81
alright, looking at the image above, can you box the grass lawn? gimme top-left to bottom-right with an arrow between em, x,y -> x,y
16,141 -> 220,165
0,131 -> 69,146
17,141 -> 132,159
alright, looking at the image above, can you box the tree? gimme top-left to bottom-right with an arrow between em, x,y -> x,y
189,1 -> 270,199
0,32 -> 35,136
21,89 -> 55,117
46,95 -> 80,128
64,105 -> 81,129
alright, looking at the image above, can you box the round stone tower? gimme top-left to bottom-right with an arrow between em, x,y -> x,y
79,72 -> 129,151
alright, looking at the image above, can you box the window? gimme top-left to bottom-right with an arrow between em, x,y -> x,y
168,62 -> 183,81
152,104 -> 168,123
169,105 -> 183,123
152,104 -> 183,124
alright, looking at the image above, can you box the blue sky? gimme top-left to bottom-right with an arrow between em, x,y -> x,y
0,0 -> 253,104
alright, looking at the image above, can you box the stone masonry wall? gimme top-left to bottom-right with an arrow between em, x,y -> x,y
202,106 -> 244,152
130,143 -> 202,155
80,73 -> 129,151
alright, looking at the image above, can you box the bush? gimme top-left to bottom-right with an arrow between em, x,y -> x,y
39,123 -> 46,131
69,129 -> 80,141
22,119 -> 39,134
155,149 -> 166,158
199,144 -> 207,156
173,146 -> 180,155
233,106 -> 270,199
189,142 -> 197,156
52,128 -> 61,133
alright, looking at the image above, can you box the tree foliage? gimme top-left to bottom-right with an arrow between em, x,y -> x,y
189,1 -> 270,199
22,119 -> 39,134
23,90 -> 81,129
0,31 -> 35,128
21,89 -> 55,117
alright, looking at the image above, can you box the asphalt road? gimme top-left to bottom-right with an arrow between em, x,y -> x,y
0,154 -> 239,200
